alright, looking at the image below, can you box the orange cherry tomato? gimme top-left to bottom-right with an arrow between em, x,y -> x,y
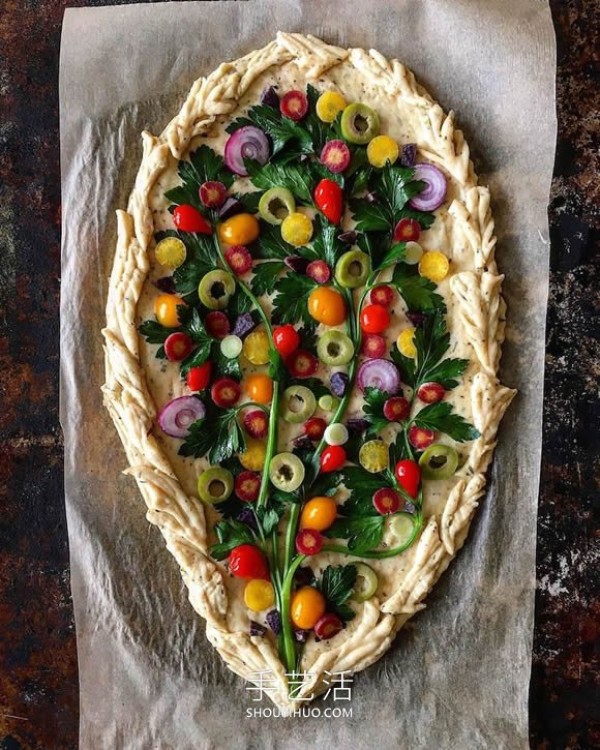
300,496 -> 338,531
360,303 -> 391,334
290,586 -> 326,630
154,293 -> 185,328
307,287 -> 347,326
245,373 -> 274,405
218,213 -> 260,246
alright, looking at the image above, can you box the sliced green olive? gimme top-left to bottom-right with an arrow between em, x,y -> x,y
258,187 -> 296,225
317,330 -> 355,366
340,103 -> 380,145
281,385 -> 316,423
418,444 -> 459,480
318,394 -> 340,412
388,513 -> 415,544
335,249 -> 371,289
197,466 -> 234,504
198,269 -> 236,310
269,452 -> 305,492
351,562 -> 379,602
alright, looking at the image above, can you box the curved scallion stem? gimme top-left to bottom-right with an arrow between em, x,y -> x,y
279,552 -> 306,676
322,510 -> 423,559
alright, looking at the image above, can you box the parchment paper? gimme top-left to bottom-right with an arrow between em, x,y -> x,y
59,2 -> 556,747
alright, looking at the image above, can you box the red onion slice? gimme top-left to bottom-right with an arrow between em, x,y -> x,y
158,396 -> 206,438
408,163 -> 447,212
224,126 -> 270,176
357,358 -> 401,395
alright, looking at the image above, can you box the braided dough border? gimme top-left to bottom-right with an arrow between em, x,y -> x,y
102,32 -> 515,711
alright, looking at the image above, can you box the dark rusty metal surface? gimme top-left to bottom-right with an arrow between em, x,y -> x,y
0,1 -> 598,748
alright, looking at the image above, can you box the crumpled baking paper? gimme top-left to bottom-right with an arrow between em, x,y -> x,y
59,1 -> 556,747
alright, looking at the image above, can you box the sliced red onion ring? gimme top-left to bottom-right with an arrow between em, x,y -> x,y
408,163 -> 447,212
158,396 -> 206,438
357,358 -> 401,395
224,126 -> 270,176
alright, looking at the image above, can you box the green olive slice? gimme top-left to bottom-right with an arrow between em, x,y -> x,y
317,330 -> 355,366
197,466 -> 234,504
388,513 -> 415,545
269,452 -> 305,492
258,187 -> 296,225
198,269 -> 236,310
281,385 -> 317,423
340,103 -> 380,145
418,444 -> 459,480
351,563 -> 378,602
335,249 -> 371,289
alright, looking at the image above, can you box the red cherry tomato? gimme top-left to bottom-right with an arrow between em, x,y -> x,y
164,332 -> 194,362
228,544 -> 269,580
186,361 -> 212,391
314,179 -> 343,225
393,218 -> 421,243
304,417 -> 327,441
234,471 -> 261,502
280,90 -> 308,121
273,324 -> 301,357
370,284 -> 395,307
372,488 -> 402,515
395,459 -> 421,498
286,349 -> 318,378
314,612 -> 343,640
360,304 -> 391,334
211,376 -> 241,408
295,528 -> 324,556
320,445 -> 346,473
417,382 -> 446,404
408,425 -> 435,450
173,204 -> 212,234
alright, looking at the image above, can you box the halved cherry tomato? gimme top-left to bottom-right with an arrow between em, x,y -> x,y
242,409 -> 269,439
372,487 -> 401,515
234,471 -> 261,502
173,204 -> 212,234
290,586 -> 326,629
417,382 -> 446,404
314,613 -> 343,640
211,376 -> 241,408
303,417 -> 326,441
154,293 -> 185,328
320,445 -> 346,473
395,459 -> 421,498
314,178 -> 343,225
393,218 -> 421,243
245,373 -> 274,405
280,90 -> 309,121
164,332 -> 193,361
360,303 -> 391,334
300,496 -> 337,531
273,324 -> 300,357
204,311 -> 230,339
186,361 -> 212,391
218,213 -> 260,246
229,544 -> 269,580
307,287 -> 347,326
295,528 -> 324,556
286,350 -> 318,378
370,284 -> 395,307
408,425 -> 436,450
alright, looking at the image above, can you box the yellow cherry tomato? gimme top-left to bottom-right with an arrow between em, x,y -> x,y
307,287 -> 347,326
244,579 -> 275,612
154,237 -> 186,269
280,212 -> 313,247
239,438 -> 267,471
245,373 -> 274,405
316,91 -> 347,123
154,293 -> 185,328
218,213 -> 260,246
397,327 -> 417,359
419,250 -> 450,283
300,496 -> 338,531
242,330 -> 270,365
367,135 -> 400,168
290,586 -> 326,630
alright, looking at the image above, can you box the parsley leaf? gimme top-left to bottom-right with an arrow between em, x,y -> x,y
226,104 -> 313,156
317,564 -> 357,622
251,260 -> 285,296
165,145 -> 233,209
255,506 -> 283,536
392,263 -> 446,313
164,230 -> 215,302
178,406 -> 245,463
328,516 -> 386,555
306,214 -> 346,266
271,274 -> 318,329
362,387 -> 390,436
178,308 -> 214,375
210,519 -> 256,561
227,286 -> 254,316
212,341 -> 242,379
138,320 -> 173,345
413,402 -> 480,443
234,191 -> 262,214
245,159 -> 314,205
252,222 -> 297,260
379,242 -> 406,269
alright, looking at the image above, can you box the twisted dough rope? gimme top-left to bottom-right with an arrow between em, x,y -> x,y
101,32 -> 515,711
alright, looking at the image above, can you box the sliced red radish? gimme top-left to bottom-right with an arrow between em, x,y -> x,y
211,377 -> 241,408
280,90 -> 308,121
408,163 -> 447,212
225,245 -> 253,275
370,284 -> 395,307
158,396 -> 206,438
164,332 -> 194,361
243,409 -> 269,439
372,487 -> 401,515
199,181 -> 227,208
393,218 -> 421,243
295,528 -> 324,556
383,396 -> 410,422
306,260 -> 331,284
224,126 -> 270,176
320,140 -> 351,174
235,471 -> 261,502
314,613 -> 343,640
360,334 -> 386,359
303,417 -> 326,441
417,382 -> 446,404
204,311 -> 230,339
408,425 -> 436,450
286,350 -> 318,379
